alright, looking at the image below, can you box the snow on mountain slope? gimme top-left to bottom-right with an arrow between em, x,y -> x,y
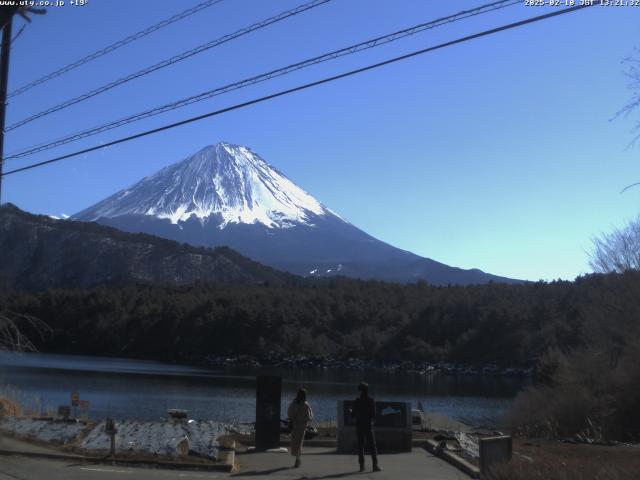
74,142 -> 341,229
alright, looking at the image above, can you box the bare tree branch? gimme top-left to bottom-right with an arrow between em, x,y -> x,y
611,49 -> 640,193
589,215 -> 640,273
0,311 -> 50,352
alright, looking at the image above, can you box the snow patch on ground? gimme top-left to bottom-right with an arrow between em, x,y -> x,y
0,418 -> 84,444
0,418 -> 226,459
81,420 -> 225,458
455,431 -> 480,458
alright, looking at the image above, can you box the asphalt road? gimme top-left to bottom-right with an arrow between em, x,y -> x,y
0,456 -> 224,480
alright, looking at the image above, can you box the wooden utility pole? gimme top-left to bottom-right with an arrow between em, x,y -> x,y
0,13 -> 13,204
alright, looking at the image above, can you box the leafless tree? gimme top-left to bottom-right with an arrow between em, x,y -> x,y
613,50 -> 640,195
0,311 -> 50,352
589,215 -> 640,273
617,50 -> 640,146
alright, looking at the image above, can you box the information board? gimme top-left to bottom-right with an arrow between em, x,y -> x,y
255,376 -> 282,450
342,400 -> 408,428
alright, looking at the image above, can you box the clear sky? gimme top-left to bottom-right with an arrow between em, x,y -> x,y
2,0 -> 639,281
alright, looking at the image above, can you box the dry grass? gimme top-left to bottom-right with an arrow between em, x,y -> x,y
507,342 -> 640,442
316,420 -> 337,438
315,420 -> 336,429
0,395 -> 22,417
490,439 -> 640,480
0,384 -> 55,418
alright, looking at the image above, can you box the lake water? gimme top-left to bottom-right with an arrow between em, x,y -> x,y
0,352 -> 527,428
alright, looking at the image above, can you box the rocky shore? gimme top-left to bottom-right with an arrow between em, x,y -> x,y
196,354 -> 534,378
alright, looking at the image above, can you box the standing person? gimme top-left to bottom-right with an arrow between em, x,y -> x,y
287,388 -> 313,468
352,382 -> 382,472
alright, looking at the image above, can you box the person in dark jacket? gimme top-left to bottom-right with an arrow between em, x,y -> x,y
351,382 -> 381,472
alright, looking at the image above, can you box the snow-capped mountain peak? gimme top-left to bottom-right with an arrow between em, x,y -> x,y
71,142 -> 520,285
75,142 -> 341,229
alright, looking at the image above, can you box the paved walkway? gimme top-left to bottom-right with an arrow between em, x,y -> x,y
0,445 -> 469,480
234,447 -> 469,479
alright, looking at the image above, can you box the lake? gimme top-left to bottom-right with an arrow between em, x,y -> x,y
0,352 -> 527,428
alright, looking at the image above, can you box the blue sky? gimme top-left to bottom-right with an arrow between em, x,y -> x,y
2,0 -> 639,281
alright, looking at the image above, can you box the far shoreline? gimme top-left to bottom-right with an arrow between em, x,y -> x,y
0,350 -> 534,380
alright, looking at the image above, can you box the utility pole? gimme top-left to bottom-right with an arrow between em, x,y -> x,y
0,12 -> 13,205
0,7 -> 45,203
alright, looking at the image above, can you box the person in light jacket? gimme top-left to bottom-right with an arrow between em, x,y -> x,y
287,388 -> 314,468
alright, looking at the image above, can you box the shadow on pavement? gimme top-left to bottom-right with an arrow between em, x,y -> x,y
233,467 -> 359,479
232,466 -> 292,477
294,473 -> 360,479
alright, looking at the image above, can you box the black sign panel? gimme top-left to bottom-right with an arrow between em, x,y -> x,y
343,400 -> 407,429
255,376 -> 282,449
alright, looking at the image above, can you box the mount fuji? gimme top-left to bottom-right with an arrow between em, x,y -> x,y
73,142 -> 517,285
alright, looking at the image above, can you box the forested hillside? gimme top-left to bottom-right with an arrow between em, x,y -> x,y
2,271 -> 638,367
0,203 -> 298,289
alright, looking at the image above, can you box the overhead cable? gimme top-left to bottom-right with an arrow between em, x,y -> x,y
8,0 -> 225,99
5,0 -> 520,159
1,3 -> 597,178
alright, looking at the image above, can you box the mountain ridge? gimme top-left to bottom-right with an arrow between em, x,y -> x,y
0,203 -> 297,290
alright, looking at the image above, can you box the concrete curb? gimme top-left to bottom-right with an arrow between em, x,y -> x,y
0,448 -> 235,472
0,448 -> 84,462
423,439 -> 480,479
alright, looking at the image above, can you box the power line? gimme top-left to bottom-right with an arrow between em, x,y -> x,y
0,22 -> 26,49
10,23 -> 26,43
5,0 -> 520,160
5,0 -> 333,132
1,3 -> 597,179
7,0 -> 225,99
